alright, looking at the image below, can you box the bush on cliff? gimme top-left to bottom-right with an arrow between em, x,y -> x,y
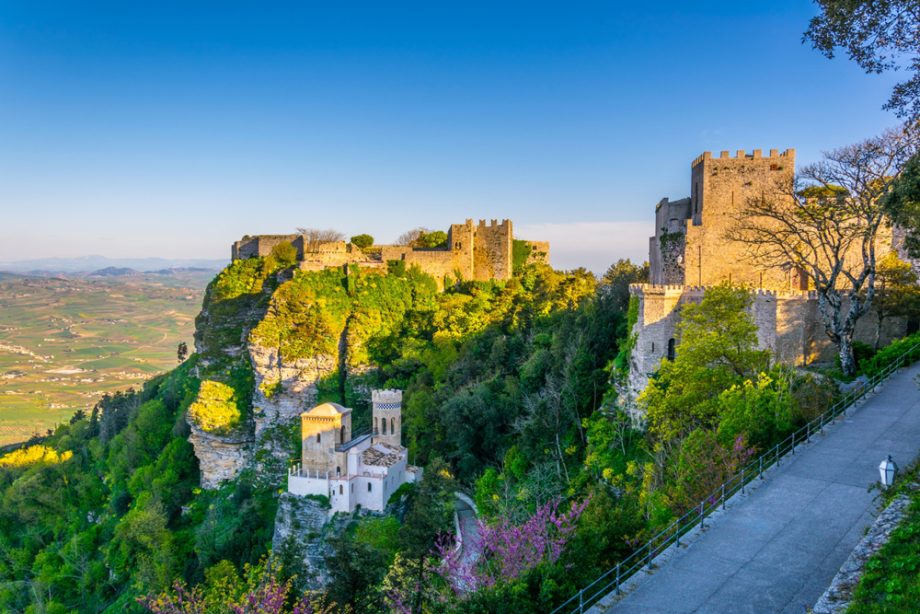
188,380 -> 243,434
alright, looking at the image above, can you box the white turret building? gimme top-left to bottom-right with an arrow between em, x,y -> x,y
287,389 -> 420,513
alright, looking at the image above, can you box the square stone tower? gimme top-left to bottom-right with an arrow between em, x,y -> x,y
372,389 -> 402,448
300,402 -> 352,474
649,149 -> 802,290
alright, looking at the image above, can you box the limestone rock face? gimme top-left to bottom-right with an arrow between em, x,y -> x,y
249,344 -> 337,439
272,493 -> 331,589
187,420 -> 255,489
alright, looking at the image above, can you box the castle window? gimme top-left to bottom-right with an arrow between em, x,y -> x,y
381,419 -> 387,435
667,338 -> 676,362
340,425 -> 345,442
391,417 -> 395,433
336,466 -> 341,476
339,485 -> 343,495
316,433 -> 321,443
368,482 -> 372,492
455,242 -> 462,250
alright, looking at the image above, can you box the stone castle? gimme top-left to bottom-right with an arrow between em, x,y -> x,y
232,219 -> 550,288
627,148 -> 908,404
287,389 -> 420,513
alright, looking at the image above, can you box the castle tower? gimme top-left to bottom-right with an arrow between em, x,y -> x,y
300,402 -> 352,474
372,389 -> 402,448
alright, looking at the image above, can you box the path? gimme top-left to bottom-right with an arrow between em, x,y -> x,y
455,494 -> 481,569
593,363 -> 920,613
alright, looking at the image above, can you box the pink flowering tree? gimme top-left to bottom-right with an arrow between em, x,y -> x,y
436,497 -> 589,595
139,561 -> 315,614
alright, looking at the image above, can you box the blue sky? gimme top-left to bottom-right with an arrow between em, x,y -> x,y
0,1 -> 903,271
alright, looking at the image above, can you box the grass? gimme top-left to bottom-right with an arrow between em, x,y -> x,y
0,272 -> 211,444
847,458 -> 920,613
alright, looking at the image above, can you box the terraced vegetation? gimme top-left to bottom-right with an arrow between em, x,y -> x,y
0,271 -> 213,445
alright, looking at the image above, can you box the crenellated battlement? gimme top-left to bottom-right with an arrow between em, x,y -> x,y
691,148 -> 795,167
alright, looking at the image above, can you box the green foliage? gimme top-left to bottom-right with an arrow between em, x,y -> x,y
269,241 -> 298,269
716,370 -> 794,451
350,234 -> 374,249
195,258 -> 277,363
188,380 -> 242,434
885,152 -> 920,257
641,284 -> 770,441
861,331 -> 920,378
512,240 -> 533,272
848,490 -> 920,613
415,230 -> 448,248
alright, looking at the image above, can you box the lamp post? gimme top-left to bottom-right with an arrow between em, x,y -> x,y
879,455 -> 898,489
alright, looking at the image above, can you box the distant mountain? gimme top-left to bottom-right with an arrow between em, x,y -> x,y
0,255 -> 226,274
89,267 -> 139,277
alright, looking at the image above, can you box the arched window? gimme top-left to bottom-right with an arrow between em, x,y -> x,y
667,338 -> 676,361
340,425 -> 345,442
336,466 -> 341,476
374,417 -> 379,434
391,417 -> 395,433
316,433 -> 321,443
367,482 -> 372,492
381,419 -> 387,435
339,485 -> 343,495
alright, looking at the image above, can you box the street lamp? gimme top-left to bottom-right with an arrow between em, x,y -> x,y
879,455 -> 898,489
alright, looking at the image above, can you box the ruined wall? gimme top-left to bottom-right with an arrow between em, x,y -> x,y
472,219 -> 513,281
650,198 -> 690,284
232,219 -> 528,288
231,235 -> 300,260
627,283 -> 909,407
524,240 -> 551,265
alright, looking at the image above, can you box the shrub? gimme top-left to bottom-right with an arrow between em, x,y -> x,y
350,234 -> 374,249
269,242 -> 298,268
187,380 -> 242,434
860,331 -> 920,378
0,445 -> 72,468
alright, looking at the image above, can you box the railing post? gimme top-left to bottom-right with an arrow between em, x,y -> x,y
616,563 -> 621,595
699,501 -> 705,528
759,456 -> 763,480
675,520 -> 681,547
647,543 -> 653,570
579,590 -> 583,613
741,468 -> 745,494
791,430 -> 795,454
721,483 -> 726,510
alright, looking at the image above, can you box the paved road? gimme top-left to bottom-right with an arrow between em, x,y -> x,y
455,495 -> 481,569
593,363 -> 920,614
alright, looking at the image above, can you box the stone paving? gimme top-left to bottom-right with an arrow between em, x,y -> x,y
592,363 -> 920,613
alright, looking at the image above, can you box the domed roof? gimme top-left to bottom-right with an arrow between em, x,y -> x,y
301,402 -> 351,417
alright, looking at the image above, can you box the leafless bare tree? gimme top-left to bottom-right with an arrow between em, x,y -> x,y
728,126 -> 918,375
395,227 -> 431,246
296,227 -> 344,252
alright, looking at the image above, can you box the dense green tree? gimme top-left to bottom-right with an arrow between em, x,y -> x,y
350,234 -> 374,249
640,284 -> 769,442
805,0 -> 920,119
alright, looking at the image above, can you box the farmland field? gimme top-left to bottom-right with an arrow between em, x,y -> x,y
0,270 -> 214,445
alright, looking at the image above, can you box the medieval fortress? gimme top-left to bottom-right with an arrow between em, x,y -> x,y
232,218 -> 549,288
287,389 -> 420,513
627,148 -> 907,402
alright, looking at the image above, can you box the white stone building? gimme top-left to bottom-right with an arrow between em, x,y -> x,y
287,389 -> 420,513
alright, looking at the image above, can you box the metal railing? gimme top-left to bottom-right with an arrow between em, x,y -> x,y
552,343 -> 920,614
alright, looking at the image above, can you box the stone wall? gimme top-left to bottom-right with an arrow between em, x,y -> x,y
472,219 -> 513,281
626,283 -> 908,405
232,219 -> 536,290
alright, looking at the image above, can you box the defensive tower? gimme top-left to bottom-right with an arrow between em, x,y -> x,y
372,389 -> 402,448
